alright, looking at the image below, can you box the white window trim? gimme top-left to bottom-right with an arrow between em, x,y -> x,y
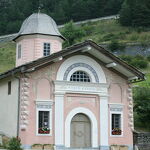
109,103 -> 124,137
110,111 -> 123,137
35,100 -> 53,136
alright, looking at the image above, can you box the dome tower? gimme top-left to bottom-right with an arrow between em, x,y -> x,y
14,13 -> 65,67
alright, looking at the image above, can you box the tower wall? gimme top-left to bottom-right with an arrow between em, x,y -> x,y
15,35 -> 63,67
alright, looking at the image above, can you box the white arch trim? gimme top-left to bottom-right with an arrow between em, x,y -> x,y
65,107 -> 98,148
57,55 -> 106,83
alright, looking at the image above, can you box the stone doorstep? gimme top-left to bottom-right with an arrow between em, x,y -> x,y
110,145 -> 128,150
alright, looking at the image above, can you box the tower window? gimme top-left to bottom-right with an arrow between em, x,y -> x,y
18,44 -> 21,59
8,81 -> 11,95
43,43 -> 50,56
70,71 -> 91,82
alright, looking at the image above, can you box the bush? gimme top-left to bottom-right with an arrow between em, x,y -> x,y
61,21 -> 85,47
147,56 -> 150,61
133,87 -> 150,130
130,59 -> 148,69
108,40 -> 125,52
7,137 -> 22,150
119,55 -> 148,69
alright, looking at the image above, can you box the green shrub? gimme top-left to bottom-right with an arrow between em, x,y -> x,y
147,56 -> 150,61
130,59 -> 148,69
7,137 -> 22,150
119,55 -> 148,69
108,40 -> 125,52
133,87 -> 150,130
120,55 -> 132,62
61,21 -> 85,47
103,33 -> 116,41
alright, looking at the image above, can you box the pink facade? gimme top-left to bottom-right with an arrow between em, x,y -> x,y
18,55 -> 134,150
1,13 -> 143,150
11,13 -> 140,150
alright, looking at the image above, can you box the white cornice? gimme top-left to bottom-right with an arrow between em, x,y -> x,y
54,80 -> 108,96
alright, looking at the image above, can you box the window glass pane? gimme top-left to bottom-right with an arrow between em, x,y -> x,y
43,43 -> 50,56
18,45 -> 21,59
70,71 -> 90,82
112,114 -> 121,135
38,111 -> 50,134
8,81 -> 11,95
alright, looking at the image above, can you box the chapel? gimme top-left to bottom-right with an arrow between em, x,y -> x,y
0,13 -> 145,150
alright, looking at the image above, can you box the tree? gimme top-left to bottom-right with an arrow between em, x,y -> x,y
133,87 -> 150,130
61,21 -> 85,47
120,0 -> 150,27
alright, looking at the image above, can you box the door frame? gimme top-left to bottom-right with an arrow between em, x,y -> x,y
71,113 -> 91,148
65,107 -> 98,148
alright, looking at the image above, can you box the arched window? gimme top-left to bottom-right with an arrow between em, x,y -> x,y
70,71 -> 91,82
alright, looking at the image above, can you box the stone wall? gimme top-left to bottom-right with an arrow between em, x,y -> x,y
133,132 -> 150,150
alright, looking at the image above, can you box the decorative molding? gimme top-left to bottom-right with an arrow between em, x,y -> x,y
54,81 -> 108,96
109,104 -> 124,112
20,77 -> 30,130
127,84 -> 134,130
63,63 -> 99,83
56,55 -> 106,83
35,100 -> 53,109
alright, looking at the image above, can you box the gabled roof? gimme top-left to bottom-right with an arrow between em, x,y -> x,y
0,40 -> 145,83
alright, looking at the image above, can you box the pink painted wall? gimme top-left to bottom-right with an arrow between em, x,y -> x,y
19,62 -> 61,145
19,54 -> 133,147
102,66 -> 133,146
64,94 -> 100,144
16,35 -> 63,67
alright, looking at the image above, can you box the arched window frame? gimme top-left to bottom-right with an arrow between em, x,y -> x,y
66,66 -> 97,83
70,70 -> 91,82
56,55 -> 106,83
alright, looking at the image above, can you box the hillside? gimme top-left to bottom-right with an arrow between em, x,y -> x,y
0,19 -> 150,74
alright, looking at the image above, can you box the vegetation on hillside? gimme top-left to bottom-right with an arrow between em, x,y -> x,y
61,19 -> 150,47
133,86 -> 150,131
0,0 -> 124,35
119,0 -> 150,27
0,41 -> 16,73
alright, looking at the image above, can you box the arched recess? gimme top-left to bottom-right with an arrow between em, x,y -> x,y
109,83 -> 122,103
37,78 -> 51,100
56,55 -> 106,83
65,107 -> 98,148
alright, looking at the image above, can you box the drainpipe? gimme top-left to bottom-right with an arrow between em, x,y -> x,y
14,75 -> 21,137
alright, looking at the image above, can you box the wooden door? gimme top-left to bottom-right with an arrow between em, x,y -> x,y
71,113 -> 91,148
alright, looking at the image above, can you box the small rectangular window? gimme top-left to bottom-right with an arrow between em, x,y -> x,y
111,114 -> 121,135
18,44 -> 21,59
38,111 -> 50,134
43,43 -> 50,56
8,81 -> 11,95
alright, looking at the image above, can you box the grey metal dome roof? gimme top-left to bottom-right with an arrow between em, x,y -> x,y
14,13 -> 65,40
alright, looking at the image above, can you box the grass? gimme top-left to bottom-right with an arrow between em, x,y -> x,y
78,19 -> 150,44
0,41 -> 16,73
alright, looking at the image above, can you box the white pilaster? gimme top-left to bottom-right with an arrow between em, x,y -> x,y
100,96 -> 109,147
55,93 -> 64,146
